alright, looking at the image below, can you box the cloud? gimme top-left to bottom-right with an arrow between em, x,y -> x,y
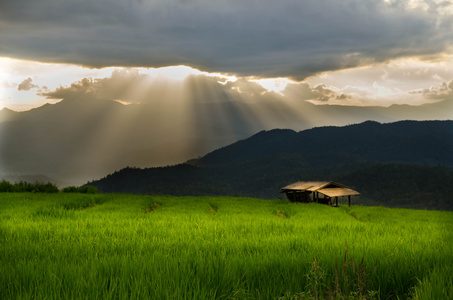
310,85 -> 353,103
303,56 -> 453,105
43,77 -> 98,99
39,66 -> 453,110
1,80 -> 17,89
42,69 -> 270,105
1,0 -> 452,79
17,77 -> 38,91
37,86 -> 49,93
43,68 -> 349,109
282,82 -> 355,105
411,80 -> 453,101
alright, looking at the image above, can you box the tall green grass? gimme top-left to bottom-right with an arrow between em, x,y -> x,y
1,193 -> 452,299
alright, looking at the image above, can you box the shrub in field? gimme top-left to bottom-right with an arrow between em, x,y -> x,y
78,185 -> 98,194
207,202 -> 218,215
12,181 -> 35,192
34,182 -> 59,193
142,198 -> 161,213
62,186 -> 80,193
275,209 -> 289,218
0,180 -> 14,192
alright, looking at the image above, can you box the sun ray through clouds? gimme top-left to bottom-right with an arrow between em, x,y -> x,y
1,54 -> 453,184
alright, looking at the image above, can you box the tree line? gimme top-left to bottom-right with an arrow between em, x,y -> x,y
0,180 -> 97,193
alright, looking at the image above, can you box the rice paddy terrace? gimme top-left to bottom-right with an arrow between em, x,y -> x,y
1,193 -> 452,299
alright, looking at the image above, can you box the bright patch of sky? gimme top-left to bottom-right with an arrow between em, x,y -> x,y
0,57 -> 114,110
305,56 -> 453,106
252,78 -> 292,95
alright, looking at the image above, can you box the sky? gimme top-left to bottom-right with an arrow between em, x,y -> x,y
1,0 -> 453,111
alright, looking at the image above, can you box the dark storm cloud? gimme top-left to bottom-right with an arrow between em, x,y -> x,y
1,0 -> 452,79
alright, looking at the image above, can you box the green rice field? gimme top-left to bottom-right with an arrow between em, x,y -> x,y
1,193 -> 452,299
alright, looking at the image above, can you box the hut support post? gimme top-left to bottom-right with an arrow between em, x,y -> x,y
335,197 -> 338,206
348,196 -> 351,207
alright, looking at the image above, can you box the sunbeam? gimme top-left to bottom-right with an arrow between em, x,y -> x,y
1,58 -> 452,185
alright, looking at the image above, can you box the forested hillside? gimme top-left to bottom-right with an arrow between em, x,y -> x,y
89,120 -> 453,210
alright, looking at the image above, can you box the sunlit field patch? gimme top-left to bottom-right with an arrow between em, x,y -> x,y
1,193 -> 452,299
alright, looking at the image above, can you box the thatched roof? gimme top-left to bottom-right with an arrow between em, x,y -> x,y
282,181 -> 334,191
317,187 -> 360,197
281,181 -> 359,197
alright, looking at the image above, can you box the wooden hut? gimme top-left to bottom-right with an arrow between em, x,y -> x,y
281,181 -> 359,206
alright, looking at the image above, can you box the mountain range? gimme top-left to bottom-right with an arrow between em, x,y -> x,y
89,120 -> 453,210
1,95 -> 452,187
